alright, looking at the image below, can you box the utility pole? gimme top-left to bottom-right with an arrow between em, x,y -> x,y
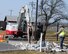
35,0 -> 38,40
10,10 -> 13,16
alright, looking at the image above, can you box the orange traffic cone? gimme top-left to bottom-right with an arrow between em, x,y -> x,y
0,31 -> 6,42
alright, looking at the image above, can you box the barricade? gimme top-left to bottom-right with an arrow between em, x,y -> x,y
0,34 -> 5,42
0,31 -> 6,42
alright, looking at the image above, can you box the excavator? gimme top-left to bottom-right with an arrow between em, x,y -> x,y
0,5 -> 30,42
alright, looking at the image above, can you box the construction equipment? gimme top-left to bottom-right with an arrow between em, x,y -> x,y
6,5 -> 30,39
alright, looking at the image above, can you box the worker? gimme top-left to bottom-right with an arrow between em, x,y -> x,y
56,25 -> 65,49
29,23 -> 33,43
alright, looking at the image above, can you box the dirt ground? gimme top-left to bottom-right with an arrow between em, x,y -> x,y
0,50 -> 67,54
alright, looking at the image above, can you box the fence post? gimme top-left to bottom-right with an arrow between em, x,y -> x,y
40,33 -> 43,52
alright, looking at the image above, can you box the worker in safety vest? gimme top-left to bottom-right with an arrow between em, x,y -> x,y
56,25 -> 65,49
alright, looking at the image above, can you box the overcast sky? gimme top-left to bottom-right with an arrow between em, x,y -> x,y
0,0 -> 68,21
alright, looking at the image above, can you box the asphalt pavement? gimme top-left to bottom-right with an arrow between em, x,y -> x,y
0,38 -> 29,51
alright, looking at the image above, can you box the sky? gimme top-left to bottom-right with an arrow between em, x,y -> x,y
0,0 -> 68,21
0,0 -> 35,21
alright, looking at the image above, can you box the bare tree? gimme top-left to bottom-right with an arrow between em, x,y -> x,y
38,0 -> 66,41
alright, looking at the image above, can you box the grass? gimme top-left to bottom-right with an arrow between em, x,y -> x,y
0,50 -> 67,54
0,50 -> 46,54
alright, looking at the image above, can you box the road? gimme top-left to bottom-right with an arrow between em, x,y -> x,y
8,39 -> 29,46
0,38 -> 29,51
